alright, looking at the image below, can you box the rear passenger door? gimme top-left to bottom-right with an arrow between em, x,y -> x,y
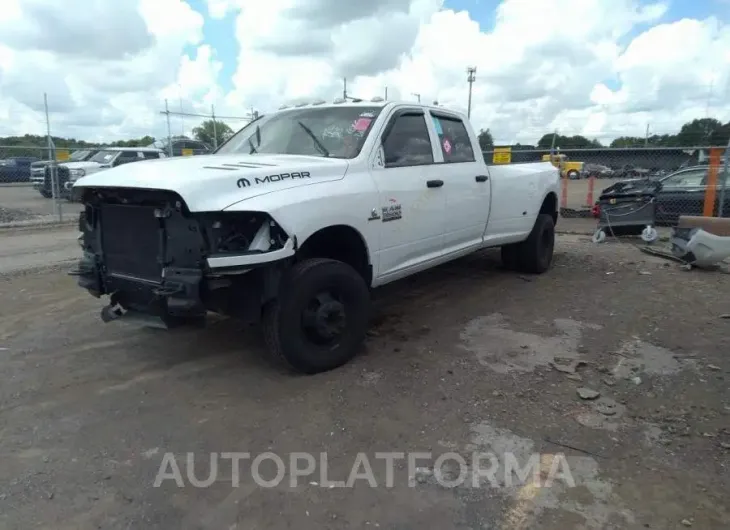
430,111 -> 490,252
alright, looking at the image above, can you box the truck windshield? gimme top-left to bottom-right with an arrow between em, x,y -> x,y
90,150 -> 117,164
70,150 -> 92,161
216,106 -> 382,159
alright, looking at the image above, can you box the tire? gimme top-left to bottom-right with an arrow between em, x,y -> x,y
567,170 -> 579,180
500,244 -> 521,270
501,214 -> 555,274
40,190 -> 52,199
262,258 -> 370,374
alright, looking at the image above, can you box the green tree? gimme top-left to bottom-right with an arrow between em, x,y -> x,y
192,119 -> 234,148
108,136 -> 155,148
675,118 -> 722,146
477,128 -> 494,151
537,134 -> 596,149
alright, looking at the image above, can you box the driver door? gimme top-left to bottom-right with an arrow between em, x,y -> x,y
369,108 -> 446,279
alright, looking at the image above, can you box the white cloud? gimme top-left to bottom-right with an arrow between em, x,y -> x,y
0,0 -> 729,146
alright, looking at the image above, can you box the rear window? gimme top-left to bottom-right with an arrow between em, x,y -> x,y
431,114 -> 475,163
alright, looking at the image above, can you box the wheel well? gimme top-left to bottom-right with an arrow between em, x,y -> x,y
540,192 -> 558,226
297,225 -> 372,286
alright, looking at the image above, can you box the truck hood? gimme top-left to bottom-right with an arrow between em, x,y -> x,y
72,154 -> 350,211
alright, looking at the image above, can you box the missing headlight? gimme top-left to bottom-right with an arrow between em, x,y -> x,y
201,212 -> 288,254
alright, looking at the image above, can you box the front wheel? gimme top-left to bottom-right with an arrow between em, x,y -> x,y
262,258 -> 370,374
40,190 -> 52,198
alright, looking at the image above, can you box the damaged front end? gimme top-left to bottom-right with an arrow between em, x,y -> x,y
70,187 -> 295,328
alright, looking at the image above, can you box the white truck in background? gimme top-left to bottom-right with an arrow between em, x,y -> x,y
71,99 -> 560,374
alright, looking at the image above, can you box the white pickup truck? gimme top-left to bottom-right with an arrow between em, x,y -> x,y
72,100 -> 559,374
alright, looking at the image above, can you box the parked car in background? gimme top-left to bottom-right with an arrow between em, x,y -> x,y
584,163 -> 615,179
149,137 -> 212,157
594,165 -> 730,225
653,165 -> 730,225
62,147 -> 166,199
0,156 -> 40,183
616,164 -> 652,179
31,149 -> 101,198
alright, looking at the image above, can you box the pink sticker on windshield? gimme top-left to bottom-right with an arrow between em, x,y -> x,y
353,118 -> 372,131
443,138 -> 452,153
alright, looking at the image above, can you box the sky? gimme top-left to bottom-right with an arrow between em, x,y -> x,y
0,0 -> 729,145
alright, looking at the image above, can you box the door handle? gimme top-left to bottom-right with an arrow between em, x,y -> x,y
426,180 -> 444,188
475,175 -> 488,182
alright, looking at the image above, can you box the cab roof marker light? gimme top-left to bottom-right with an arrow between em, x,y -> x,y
371,96 -> 384,102
333,98 -> 346,104
294,102 -> 308,108
311,99 -> 327,105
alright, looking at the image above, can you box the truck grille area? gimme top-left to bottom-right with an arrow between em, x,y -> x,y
100,204 -> 162,280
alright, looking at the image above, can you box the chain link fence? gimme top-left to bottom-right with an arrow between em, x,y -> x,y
484,145 -> 730,225
0,95 -> 259,227
2,94 -> 729,230
0,145 -> 107,225
158,102 -> 256,155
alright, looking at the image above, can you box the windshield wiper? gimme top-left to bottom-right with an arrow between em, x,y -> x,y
297,121 -> 329,157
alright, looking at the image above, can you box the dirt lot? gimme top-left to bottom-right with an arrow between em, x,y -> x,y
1,235 -> 729,529
0,184 -> 82,225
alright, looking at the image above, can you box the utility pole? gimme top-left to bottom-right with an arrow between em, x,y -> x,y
164,99 -> 173,157
343,78 -> 347,100
384,86 -> 388,100
412,93 -> 421,102
644,123 -> 650,147
211,104 -> 218,150
466,66 -> 476,119
178,84 -> 184,136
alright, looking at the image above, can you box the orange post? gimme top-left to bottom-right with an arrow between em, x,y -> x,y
703,147 -> 722,217
585,175 -> 595,207
561,174 -> 568,209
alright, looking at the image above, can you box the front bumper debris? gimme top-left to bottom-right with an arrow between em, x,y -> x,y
70,250 -> 207,327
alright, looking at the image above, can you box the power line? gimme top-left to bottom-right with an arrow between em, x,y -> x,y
158,109 -> 254,121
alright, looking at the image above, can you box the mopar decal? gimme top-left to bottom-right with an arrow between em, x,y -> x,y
237,171 -> 311,189
381,203 -> 402,222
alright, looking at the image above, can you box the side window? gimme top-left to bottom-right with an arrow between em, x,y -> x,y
114,152 -> 138,166
142,151 -> 160,160
663,170 -> 706,187
431,114 -> 475,163
382,113 -> 434,167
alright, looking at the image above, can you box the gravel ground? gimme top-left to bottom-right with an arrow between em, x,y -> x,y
0,235 -> 729,529
0,206 -> 38,224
